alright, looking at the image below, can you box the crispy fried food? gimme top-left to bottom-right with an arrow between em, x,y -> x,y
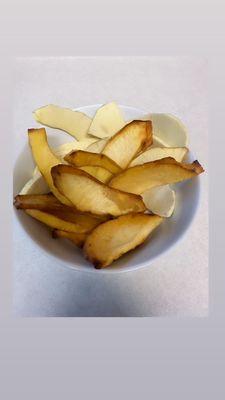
79,166 -> 113,183
33,104 -> 92,140
142,185 -> 175,217
102,120 -> 153,169
51,165 -> 146,216
64,150 -> 121,174
86,138 -> 108,153
52,230 -> 87,248
88,102 -> 125,138
14,193 -> 105,230
25,205 -> 104,233
14,194 -> 61,210
28,128 -> 72,205
109,157 -> 204,194
130,147 -> 188,167
84,213 -> 163,268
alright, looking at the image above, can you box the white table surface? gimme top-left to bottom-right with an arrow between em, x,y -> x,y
13,57 -> 208,317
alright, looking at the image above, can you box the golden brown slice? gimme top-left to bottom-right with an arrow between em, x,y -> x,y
33,104 -> 92,140
130,147 -> 188,167
84,213 -> 163,268
52,229 -> 87,248
109,157 -> 204,194
79,166 -> 113,183
15,194 -> 105,230
64,150 -> 121,174
52,165 -> 146,216
14,194 -> 62,211
25,205 -> 104,233
28,128 -> 72,206
88,102 -> 126,139
101,120 -> 152,169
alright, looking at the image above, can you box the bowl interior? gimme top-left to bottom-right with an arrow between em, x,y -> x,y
13,105 -> 200,273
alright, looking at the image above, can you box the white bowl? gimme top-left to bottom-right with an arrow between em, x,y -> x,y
13,104 -> 201,273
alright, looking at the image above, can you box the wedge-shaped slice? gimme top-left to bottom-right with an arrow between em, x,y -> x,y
86,138 -> 108,153
19,174 -> 49,195
139,113 -> 188,147
79,166 -> 113,183
14,194 -> 61,211
84,213 -> 163,268
88,102 -> 125,139
28,128 -> 72,206
52,230 -> 87,248
52,165 -> 146,216
14,194 -> 104,230
102,120 -> 153,169
130,147 -> 188,166
25,204 -> 104,233
33,104 -> 92,140
110,157 -> 204,194
64,150 -> 121,174
142,185 -> 175,217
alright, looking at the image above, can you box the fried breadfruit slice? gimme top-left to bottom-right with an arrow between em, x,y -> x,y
25,206 -> 104,233
88,102 -> 125,139
14,194 -> 62,211
33,104 -> 92,140
28,128 -> 72,206
64,150 -> 121,174
102,120 -> 153,169
79,166 -> 113,183
14,194 -> 105,230
130,147 -> 188,167
109,157 -> 204,194
83,213 -> 163,268
52,229 -> 87,248
51,165 -> 146,216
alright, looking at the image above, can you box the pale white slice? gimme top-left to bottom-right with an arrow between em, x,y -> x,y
20,174 -> 49,195
130,147 -> 188,167
152,135 -> 169,147
139,113 -> 188,147
33,104 -> 92,140
86,138 -> 108,153
53,138 -> 97,159
142,185 -> 175,217
88,102 -> 126,139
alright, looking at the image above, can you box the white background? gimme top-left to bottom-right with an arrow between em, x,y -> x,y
13,57 -> 208,317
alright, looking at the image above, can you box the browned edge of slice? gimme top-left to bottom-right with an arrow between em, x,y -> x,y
14,193 -> 61,211
102,119 -> 153,151
110,157 -> 204,186
64,150 -> 122,174
83,213 -> 163,269
51,164 -> 146,216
